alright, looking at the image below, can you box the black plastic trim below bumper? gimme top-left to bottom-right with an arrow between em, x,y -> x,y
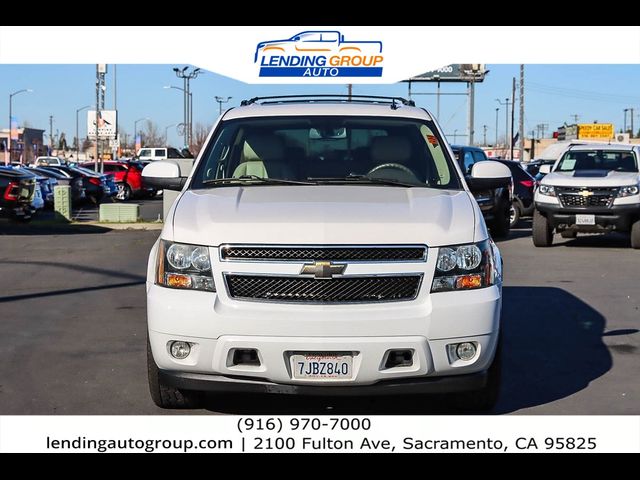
158,369 -> 488,396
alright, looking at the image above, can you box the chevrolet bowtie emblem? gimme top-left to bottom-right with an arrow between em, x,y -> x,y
301,261 -> 346,280
579,190 -> 594,197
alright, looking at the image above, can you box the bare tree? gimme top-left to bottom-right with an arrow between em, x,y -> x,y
191,122 -> 211,155
142,120 -> 164,147
81,137 -> 93,152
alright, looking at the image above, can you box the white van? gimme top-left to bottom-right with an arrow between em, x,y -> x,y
137,147 -> 185,162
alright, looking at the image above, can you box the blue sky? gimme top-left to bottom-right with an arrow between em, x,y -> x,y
2,64 -> 640,147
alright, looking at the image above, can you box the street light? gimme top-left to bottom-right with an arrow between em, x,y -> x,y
495,107 -> 499,147
8,89 -> 33,163
164,85 -> 193,145
75,104 -> 91,160
164,124 -> 177,145
134,117 -> 150,152
214,96 -> 232,115
172,67 -> 202,147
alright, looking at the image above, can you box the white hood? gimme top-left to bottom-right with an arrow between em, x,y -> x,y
542,170 -> 640,187
170,186 -> 477,247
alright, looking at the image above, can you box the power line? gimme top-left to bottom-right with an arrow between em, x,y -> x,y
528,81 -> 640,104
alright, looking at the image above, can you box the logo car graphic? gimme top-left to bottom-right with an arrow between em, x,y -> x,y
255,30 -> 383,78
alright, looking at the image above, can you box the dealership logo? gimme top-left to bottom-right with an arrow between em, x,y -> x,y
255,30 -> 383,78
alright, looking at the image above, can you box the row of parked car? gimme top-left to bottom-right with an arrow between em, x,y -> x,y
451,145 -> 538,237
0,156 -> 158,222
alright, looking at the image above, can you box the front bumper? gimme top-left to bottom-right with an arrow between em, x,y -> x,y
537,203 -> 640,232
147,239 -> 502,393
158,368 -> 488,396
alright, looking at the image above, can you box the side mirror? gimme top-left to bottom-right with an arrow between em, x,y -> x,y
467,161 -> 512,191
539,164 -> 552,175
142,160 -> 187,191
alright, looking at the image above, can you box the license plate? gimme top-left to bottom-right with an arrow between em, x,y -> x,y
576,214 -> 595,225
291,354 -> 353,380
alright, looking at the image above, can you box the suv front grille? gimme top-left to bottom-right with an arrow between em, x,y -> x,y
557,187 -> 617,208
225,274 -> 422,303
220,245 -> 426,262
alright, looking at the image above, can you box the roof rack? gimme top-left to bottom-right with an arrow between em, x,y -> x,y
240,94 -> 415,109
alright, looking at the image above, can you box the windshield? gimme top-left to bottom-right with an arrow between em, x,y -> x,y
190,116 -> 461,189
557,149 -> 638,172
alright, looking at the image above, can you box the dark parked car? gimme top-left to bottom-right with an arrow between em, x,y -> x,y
41,166 -> 108,204
523,159 -> 555,183
483,159 -> 535,227
28,167 -> 86,204
451,145 -> 512,237
0,166 -> 36,221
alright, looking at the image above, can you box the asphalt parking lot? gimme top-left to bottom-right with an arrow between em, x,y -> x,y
0,222 -> 638,415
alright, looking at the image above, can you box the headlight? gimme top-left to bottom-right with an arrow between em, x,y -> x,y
156,240 -> 215,292
618,185 -> 639,197
431,239 -> 501,293
538,184 -> 556,196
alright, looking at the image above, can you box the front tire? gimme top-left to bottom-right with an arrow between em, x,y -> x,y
147,338 -> 201,409
453,337 -> 502,412
532,209 -> 553,247
490,199 -> 511,239
631,219 -> 640,249
116,182 -> 132,201
509,201 -> 521,229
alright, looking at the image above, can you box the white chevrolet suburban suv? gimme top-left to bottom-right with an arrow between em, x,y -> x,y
533,143 -> 640,248
142,95 -> 511,410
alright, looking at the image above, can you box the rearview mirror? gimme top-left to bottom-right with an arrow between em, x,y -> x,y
539,164 -> 552,175
466,161 -> 512,191
142,160 -> 187,191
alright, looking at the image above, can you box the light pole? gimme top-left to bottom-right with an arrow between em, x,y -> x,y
172,67 -> 202,148
495,107 -> 499,146
164,124 -> 177,145
75,104 -> 91,160
134,117 -> 149,152
164,86 -> 193,146
214,96 -> 232,115
8,89 -> 33,163
453,129 -> 458,143
496,98 -> 511,150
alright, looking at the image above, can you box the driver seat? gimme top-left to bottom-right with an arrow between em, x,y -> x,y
370,136 -> 412,167
233,134 -> 289,178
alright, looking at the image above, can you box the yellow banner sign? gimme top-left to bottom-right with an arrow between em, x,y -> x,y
578,123 -> 614,139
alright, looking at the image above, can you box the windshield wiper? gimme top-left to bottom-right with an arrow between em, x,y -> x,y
202,175 -> 315,186
307,174 -> 420,188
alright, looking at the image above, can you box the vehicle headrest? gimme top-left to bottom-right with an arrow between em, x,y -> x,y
242,134 -> 284,163
371,136 -> 411,164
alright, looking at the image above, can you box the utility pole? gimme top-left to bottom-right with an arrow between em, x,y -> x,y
495,107 -> 499,146
483,125 -> 488,146
519,65 -> 524,162
571,114 -> 580,123
467,78 -> 476,146
49,115 -> 54,149
496,98 -> 510,151
624,108 -> 628,133
536,123 -> 549,139
631,108 -> 635,138
510,77 -> 515,161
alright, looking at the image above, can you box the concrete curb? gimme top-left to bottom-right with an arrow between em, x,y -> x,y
82,222 -> 164,230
